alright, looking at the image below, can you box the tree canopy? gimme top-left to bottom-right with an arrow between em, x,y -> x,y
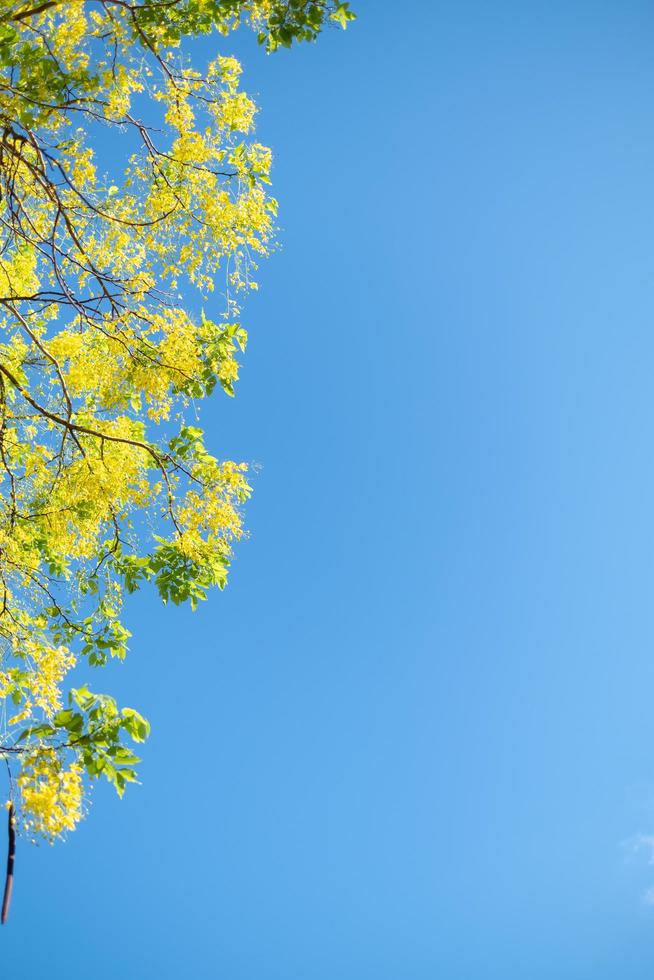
0,0 -> 354,863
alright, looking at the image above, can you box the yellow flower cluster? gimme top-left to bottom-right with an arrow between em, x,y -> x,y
26,642 -> 76,718
18,753 -> 84,841
0,639 -> 75,729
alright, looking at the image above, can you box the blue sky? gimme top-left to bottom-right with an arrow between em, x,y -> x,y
7,0 -> 654,976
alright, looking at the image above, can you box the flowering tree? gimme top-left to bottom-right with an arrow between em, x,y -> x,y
0,0 -> 354,915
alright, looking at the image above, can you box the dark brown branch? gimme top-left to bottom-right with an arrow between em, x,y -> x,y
1,803 -> 15,925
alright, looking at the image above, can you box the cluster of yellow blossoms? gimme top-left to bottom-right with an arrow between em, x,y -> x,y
0,641 -> 76,726
17,753 -> 84,841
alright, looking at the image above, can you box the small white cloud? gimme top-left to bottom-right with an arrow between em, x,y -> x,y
626,834 -> 654,865
644,887 -> 654,907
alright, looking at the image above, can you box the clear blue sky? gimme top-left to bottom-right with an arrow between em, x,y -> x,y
6,1 -> 654,976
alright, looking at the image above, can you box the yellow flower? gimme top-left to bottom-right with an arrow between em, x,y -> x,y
18,753 -> 84,841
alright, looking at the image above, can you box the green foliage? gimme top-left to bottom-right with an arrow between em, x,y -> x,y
0,0 -> 354,844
